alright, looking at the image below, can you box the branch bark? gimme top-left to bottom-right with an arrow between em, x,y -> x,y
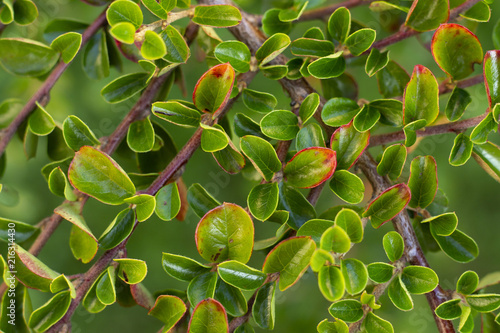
0,9 -> 108,159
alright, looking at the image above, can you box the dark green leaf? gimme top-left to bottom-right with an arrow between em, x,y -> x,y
431,228 -> 479,263
291,38 -> 335,58
214,41 -> 251,72
341,258 -> 368,295
29,291 -> 71,332
405,0 -> 449,31
153,101 -> 201,127
297,219 -> 335,245
388,275 -> 413,311
240,135 -> 281,181
162,253 -> 210,281
187,183 -> 220,218
366,49 -> 390,77
82,30 -> 110,80
404,65 -> 439,125
248,182 -> 279,221
377,144 -> 407,181
330,121 -> 369,170
321,97 -> 360,127
329,299 -> 363,323
187,272 -> 218,307
353,104 -> 380,132
161,25 -> 190,63
256,33 -> 291,65
484,50 -> 500,107
252,281 -> 276,329
370,99 -> 403,127
127,117 -> 155,153
155,182 -> 181,221
457,271 -> 479,295
278,182 -> 317,229
363,312 -> 394,333
435,299 -> 462,320
422,212 -> 458,236
50,32 -> 82,64
101,72 -> 150,104
449,133 -> 473,166
192,5 -> 242,27
212,143 -> 246,174
329,170 -> 364,204
148,295 -> 187,330
466,294 -> 500,312
299,93 -> 320,124
401,265 -> 439,294
445,87 -> 472,121
308,52 -> 346,79
0,38 -> 58,76
376,60 -> 410,98
383,231 -> 404,262
367,262 -> 394,284
214,278 -> 247,317
328,7 -> 351,43
217,260 -> 266,290
99,208 -> 136,249
408,156 -> 438,209
345,28 -> 376,56
242,89 -> 277,113
261,8 -> 292,36
0,217 -> 38,243
296,123 -> 325,151
62,115 -> 99,151
472,141 -> 500,182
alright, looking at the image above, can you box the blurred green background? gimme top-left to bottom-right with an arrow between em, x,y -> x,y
1,0 -> 500,332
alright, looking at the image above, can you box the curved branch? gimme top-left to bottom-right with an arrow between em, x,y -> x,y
0,9 -> 108,159
369,113 -> 486,147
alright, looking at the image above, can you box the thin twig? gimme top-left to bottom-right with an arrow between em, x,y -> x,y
369,114 -> 486,147
0,9 -> 109,159
298,0 -> 375,22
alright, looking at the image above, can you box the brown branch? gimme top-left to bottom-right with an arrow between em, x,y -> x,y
439,74 -> 483,95
0,9 -> 108,159
47,69 -> 258,333
369,113 -> 486,147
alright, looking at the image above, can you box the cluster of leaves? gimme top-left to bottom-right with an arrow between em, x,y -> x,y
0,0 -> 500,332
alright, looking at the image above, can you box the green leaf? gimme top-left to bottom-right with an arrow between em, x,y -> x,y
405,0 -> 449,31
278,1 -> 308,22
461,1 -> 491,22
192,5 -> 242,27
435,299 -> 462,320
377,144 -> 406,181
260,110 -> 299,140
12,0 -> 38,25
193,63 -> 235,113
345,28 -> 376,56
262,8 -> 292,36
162,253 -> 210,281
155,182 -> 181,221
321,97 -> 360,127
370,99 -> 403,127
50,274 -> 75,298
148,295 -> 187,330
449,133 -> 473,166
408,156 -> 438,209
29,291 -> 71,333
62,115 -> 100,151
69,224 -> 98,264
212,143 -> 246,174
0,283 -> 30,332
214,278 -> 248,317
217,260 -> 266,290
299,93 -> 320,124
188,298 -> 228,332
291,38 -> 335,58
260,64 -> 288,80
240,135 -> 281,181
401,265 -> 439,294
466,294 -> 500,312
214,41 -> 251,73
363,312 -> 394,333
388,275 -> 413,311
310,248 -> 334,272
284,147 -> 336,189
248,182 -> 279,221
431,228 -> 479,263
262,236 -> 316,291
29,103 -> 55,136
200,123 -> 229,152
365,49 -> 390,77
0,217 -> 38,243
99,208 -> 136,249
363,183 -> 412,228
82,270 -> 107,313
54,202 -> 97,251
0,38 -> 58,76
83,30 -> 110,80
431,23 -> 483,80
320,225 -> 350,253
114,258 -> 147,285
367,262 -> 394,284
252,281 -> 276,329
353,104 -> 380,132
187,272 -> 218,307
127,117 -> 155,153
152,101 -> 201,127
187,183 -> 220,218
457,271 -> 479,295
446,88 -> 472,122
383,231 -> 404,262
335,209 -> 363,243
422,212 -> 458,236
328,7 -> 351,43
196,203 -> 254,263
106,0 -> 143,28
341,258 -> 368,295
234,114 -> 262,138
68,146 -> 136,205
330,121 -> 370,170
404,65 -> 439,125
296,123 -> 325,151
297,219 -> 335,245
318,266 -> 345,301
242,89 -> 277,113
484,50 -> 500,107
96,266 -> 116,305
256,33 -> 291,65
329,299 -> 363,323
15,244 -> 58,292
329,170 -> 364,204
403,119 -> 426,147
472,141 -> 500,182
141,0 -> 172,19
317,319 -> 349,333
376,60 -> 410,98
102,72 -> 150,104
141,30 -> 166,60
50,32 -> 82,64
160,25 -> 190,63
279,182 -> 316,229
308,52 -> 346,79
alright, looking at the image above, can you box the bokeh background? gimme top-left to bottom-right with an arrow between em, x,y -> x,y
1,0 -> 500,332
